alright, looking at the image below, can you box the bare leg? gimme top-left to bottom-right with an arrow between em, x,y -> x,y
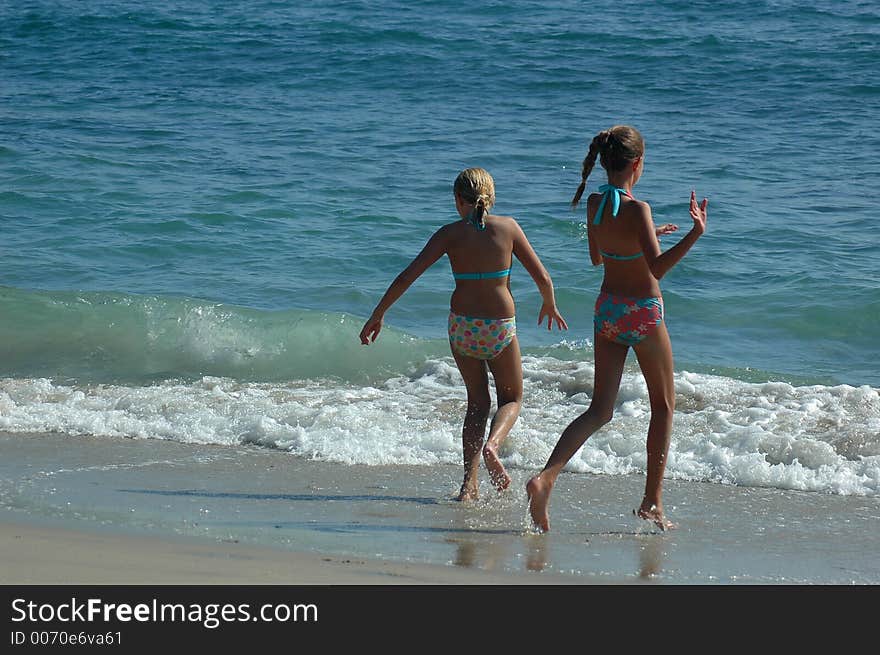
452,350 -> 490,501
632,322 -> 676,530
527,335 -> 629,531
483,337 -> 523,492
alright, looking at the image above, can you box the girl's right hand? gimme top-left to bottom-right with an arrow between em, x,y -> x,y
690,190 -> 708,235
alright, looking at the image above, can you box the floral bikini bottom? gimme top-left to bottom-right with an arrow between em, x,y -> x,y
448,311 -> 517,360
593,291 -> 664,346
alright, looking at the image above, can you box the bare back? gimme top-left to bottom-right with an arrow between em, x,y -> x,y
587,192 -> 662,298
382,211 -> 555,324
445,214 -> 518,318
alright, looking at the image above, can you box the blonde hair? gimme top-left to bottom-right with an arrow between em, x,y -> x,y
571,125 -> 645,208
454,167 -> 496,229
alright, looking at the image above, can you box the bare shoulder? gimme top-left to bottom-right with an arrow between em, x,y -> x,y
584,192 -> 603,220
586,192 -> 603,209
627,199 -> 653,221
488,214 -> 522,233
423,221 -> 460,249
435,220 -> 463,237
632,198 -> 652,211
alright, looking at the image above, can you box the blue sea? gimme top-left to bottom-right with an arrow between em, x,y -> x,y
1,0 -> 878,500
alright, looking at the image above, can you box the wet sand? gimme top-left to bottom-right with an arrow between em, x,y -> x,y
1,431 -> 878,585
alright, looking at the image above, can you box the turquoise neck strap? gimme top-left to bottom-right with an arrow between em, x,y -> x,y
593,184 -> 632,225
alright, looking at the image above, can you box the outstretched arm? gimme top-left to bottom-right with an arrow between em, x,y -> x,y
640,190 -> 707,281
512,221 -> 568,331
359,228 -> 449,344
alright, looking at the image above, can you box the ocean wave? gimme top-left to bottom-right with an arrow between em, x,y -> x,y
0,358 -> 877,497
0,286 -> 440,384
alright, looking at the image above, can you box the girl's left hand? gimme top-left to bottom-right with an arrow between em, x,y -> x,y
655,223 -> 678,237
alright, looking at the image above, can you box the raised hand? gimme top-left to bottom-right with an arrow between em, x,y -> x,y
689,190 -> 708,235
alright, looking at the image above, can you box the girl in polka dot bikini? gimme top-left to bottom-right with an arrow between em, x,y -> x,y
360,168 -> 567,501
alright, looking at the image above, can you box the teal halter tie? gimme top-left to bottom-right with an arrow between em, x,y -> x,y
593,184 -> 632,225
466,209 -> 486,231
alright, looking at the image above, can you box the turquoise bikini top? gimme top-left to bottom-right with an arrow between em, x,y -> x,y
593,184 -> 643,261
453,268 -> 511,281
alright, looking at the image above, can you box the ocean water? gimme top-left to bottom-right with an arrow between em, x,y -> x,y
1,0 -> 879,502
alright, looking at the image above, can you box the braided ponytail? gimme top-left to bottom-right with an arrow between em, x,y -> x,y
470,194 -> 488,230
571,130 -> 611,208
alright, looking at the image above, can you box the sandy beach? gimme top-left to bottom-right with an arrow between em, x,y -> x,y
0,513 -> 574,585
1,430 -> 878,586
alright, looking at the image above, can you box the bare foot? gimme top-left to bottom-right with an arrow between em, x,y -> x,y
525,475 -> 551,532
455,483 -> 479,502
483,445 -> 511,492
635,504 -> 676,531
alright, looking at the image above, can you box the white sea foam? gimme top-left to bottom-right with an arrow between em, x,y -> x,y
1,355 -> 878,496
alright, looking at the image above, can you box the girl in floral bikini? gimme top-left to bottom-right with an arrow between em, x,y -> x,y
526,125 -> 708,531
360,168 -> 567,501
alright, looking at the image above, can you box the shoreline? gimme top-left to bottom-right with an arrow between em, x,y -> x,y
1,430 -> 879,585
